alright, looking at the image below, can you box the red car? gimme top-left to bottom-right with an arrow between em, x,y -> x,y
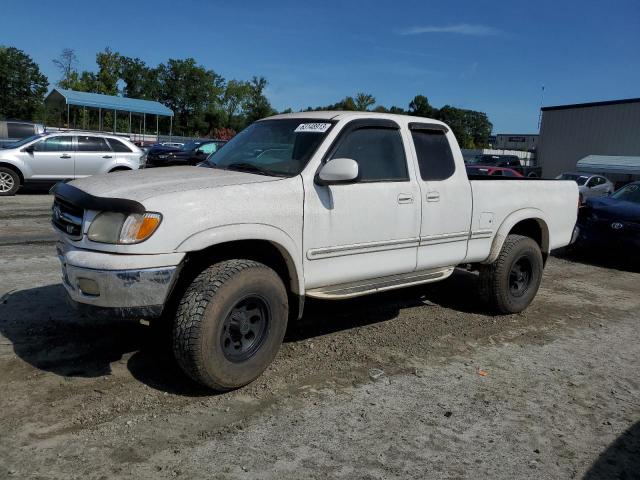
466,165 -> 524,177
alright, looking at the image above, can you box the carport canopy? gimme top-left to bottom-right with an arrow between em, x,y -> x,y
44,87 -> 174,139
577,155 -> 640,175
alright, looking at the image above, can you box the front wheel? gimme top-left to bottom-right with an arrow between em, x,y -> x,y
0,167 -> 20,196
172,259 -> 288,390
479,234 -> 543,314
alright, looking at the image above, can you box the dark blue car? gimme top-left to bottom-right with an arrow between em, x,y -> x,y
576,181 -> 640,252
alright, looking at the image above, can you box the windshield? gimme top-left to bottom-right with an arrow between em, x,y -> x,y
202,119 -> 334,177
611,183 -> 640,203
6,134 -> 46,148
557,173 -> 588,185
467,155 -> 499,166
180,141 -> 202,151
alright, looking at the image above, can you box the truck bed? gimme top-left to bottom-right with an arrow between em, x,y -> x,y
465,179 -> 578,263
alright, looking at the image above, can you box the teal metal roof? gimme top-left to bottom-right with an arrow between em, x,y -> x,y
46,88 -> 173,116
577,155 -> 640,174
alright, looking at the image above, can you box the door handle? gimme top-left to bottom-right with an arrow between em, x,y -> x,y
426,191 -> 440,202
60,154 -> 72,159
102,155 -> 113,159
397,194 -> 414,204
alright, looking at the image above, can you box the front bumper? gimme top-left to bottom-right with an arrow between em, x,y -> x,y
57,243 -> 184,318
574,223 -> 640,251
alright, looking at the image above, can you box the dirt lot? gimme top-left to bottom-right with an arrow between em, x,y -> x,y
1,193 -> 639,479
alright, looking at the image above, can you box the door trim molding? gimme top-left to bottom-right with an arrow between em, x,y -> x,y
306,237 -> 419,260
419,231 -> 468,246
470,229 -> 493,240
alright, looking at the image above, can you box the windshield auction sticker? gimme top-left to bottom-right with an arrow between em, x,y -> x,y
295,123 -> 332,133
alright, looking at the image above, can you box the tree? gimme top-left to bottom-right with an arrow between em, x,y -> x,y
354,93 -> 376,111
157,58 -> 224,135
53,48 -> 78,89
0,46 -> 48,120
95,47 -> 121,95
243,76 -> 274,124
388,105 -> 406,114
408,95 -> 435,118
120,56 -> 160,99
221,79 -> 250,127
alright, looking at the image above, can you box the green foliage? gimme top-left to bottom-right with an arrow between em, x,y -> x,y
0,46 -> 48,121
45,48 -> 278,136
354,93 -> 376,111
3,45 -> 494,143
310,92 -> 492,148
408,95 -> 435,118
95,47 -> 121,95
52,48 -> 78,90
243,76 -> 275,124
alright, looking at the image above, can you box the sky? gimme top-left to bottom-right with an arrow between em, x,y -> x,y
1,0 -> 639,133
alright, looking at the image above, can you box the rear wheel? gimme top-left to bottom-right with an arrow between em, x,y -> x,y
0,167 -> 20,196
172,259 -> 288,390
479,234 -> 543,314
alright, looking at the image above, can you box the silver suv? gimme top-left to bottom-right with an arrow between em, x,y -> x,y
0,132 -> 144,196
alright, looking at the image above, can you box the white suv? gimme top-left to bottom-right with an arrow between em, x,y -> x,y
0,132 -> 144,196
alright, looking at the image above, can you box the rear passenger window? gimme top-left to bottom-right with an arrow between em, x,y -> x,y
332,128 -> 408,182
107,138 -> 133,153
411,130 -> 455,181
77,136 -> 111,152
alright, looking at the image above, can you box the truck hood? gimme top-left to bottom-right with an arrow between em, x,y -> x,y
69,166 -> 279,203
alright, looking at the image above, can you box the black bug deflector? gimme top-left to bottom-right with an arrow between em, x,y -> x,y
50,181 -> 146,214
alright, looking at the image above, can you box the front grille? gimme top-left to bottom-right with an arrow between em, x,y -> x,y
52,196 -> 84,240
586,216 -> 640,237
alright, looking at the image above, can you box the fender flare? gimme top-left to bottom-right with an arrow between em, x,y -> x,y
484,208 -> 550,264
0,161 -> 26,183
176,223 -> 304,295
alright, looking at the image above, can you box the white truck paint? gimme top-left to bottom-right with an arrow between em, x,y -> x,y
51,111 -> 578,389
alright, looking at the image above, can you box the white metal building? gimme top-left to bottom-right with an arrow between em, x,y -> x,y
537,98 -> 640,179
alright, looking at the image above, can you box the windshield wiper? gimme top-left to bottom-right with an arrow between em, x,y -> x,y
225,162 -> 279,177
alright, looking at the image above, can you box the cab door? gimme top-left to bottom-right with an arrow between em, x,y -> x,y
28,135 -> 75,179
75,135 -> 114,177
408,124 -> 472,270
303,119 -> 421,289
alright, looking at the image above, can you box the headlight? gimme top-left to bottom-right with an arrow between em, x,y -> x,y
87,212 -> 162,244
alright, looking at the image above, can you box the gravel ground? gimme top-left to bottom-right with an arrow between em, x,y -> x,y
0,193 -> 639,479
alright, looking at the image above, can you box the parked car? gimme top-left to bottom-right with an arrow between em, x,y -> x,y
555,172 -> 614,203
157,142 -> 184,148
51,111 -> 577,391
574,181 -> 640,252
0,132 -> 144,196
466,165 -> 524,177
467,154 -> 542,178
144,139 -> 226,167
0,121 -> 45,148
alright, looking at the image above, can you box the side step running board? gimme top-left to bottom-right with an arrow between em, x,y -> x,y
306,267 -> 455,300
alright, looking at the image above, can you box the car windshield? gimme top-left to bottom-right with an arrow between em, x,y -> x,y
6,134 -> 46,148
202,119 -> 334,177
558,173 -> 589,185
611,184 -> 640,203
180,141 -> 202,151
467,155 -> 498,166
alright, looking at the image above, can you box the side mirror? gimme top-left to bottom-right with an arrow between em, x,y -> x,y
316,158 -> 359,185
23,145 -> 35,153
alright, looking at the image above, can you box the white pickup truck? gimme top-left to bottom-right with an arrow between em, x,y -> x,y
51,112 -> 578,390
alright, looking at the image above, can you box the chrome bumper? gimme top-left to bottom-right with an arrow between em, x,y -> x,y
57,243 -> 183,317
